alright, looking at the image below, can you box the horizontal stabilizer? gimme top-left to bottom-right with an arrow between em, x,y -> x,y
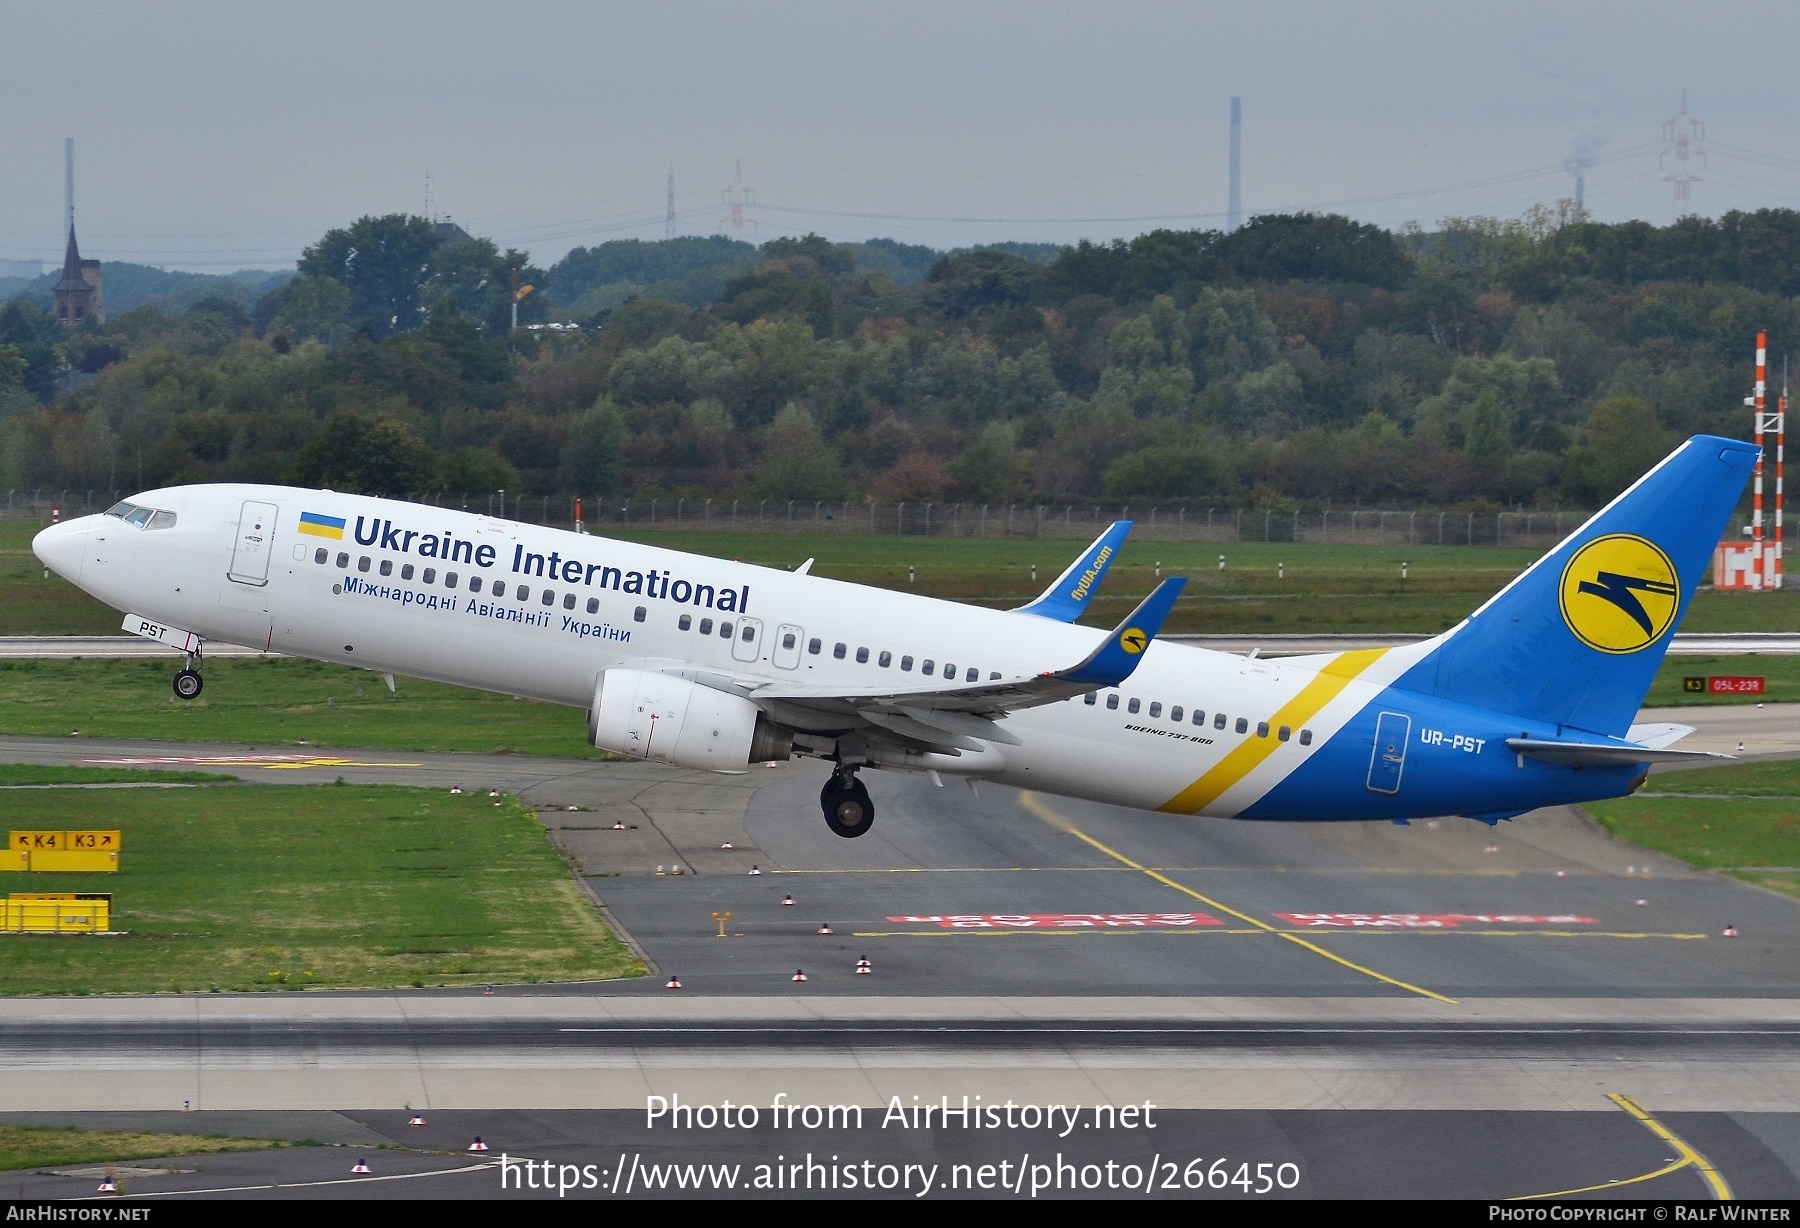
1013,520 -> 1132,622
1505,737 -> 1733,767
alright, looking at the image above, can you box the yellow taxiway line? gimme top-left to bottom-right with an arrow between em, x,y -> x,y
1018,792 -> 1458,1004
1510,1093 -> 1732,1200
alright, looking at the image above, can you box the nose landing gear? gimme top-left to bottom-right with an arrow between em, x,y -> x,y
172,647 -> 204,700
820,769 -> 873,839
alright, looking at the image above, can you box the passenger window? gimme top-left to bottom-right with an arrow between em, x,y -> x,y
467,576 -> 481,593
740,624 -> 754,641
680,615 -> 693,631
1084,692 -> 1097,705
1299,729 -> 1313,746
856,647 -> 869,663
1106,694 -> 1119,710
1257,721 -> 1270,738
517,586 -> 530,602
423,568 -> 436,584
807,637 -> 820,654
782,632 -> 796,649
1148,702 -> 1162,718
1193,710 -> 1205,725
965,667 -> 979,682
401,564 -> 414,580
921,660 -> 935,676
1214,713 -> 1227,730
587,597 -> 599,614
445,572 -> 459,588
634,606 -> 647,622
315,548 -> 328,564
1128,698 -> 1141,714
834,643 -> 847,659
900,655 -> 913,671
1236,718 -> 1249,734
1170,706 -> 1183,722
989,671 -> 1001,680
720,621 -> 733,637
379,560 -> 393,576
358,556 -> 371,572
944,663 -> 956,679
541,590 -> 555,606
564,593 -> 576,609
701,618 -> 714,634
336,552 -> 349,568
1278,725 -> 1291,742
879,651 -> 892,668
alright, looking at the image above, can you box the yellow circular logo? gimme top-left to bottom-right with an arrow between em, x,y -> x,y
1558,534 -> 1680,654
1120,627 -> 1148,654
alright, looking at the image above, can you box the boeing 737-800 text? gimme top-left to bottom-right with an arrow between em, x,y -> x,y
32,435 -> 1756,839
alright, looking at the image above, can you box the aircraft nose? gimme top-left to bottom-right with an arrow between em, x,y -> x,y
32,518 -> 90,583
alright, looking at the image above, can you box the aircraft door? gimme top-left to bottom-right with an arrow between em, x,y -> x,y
772,624 -> 803,669
731,616 -> 763,663
1366,711 -> 1411,795
228,500 -> 279,586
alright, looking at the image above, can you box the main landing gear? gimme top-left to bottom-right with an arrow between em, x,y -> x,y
821,769 -> 873,839
172,647 -> 204,701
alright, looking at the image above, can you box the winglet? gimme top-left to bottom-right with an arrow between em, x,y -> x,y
1013,520 -> 1133,621
1055,576 -> 1186,687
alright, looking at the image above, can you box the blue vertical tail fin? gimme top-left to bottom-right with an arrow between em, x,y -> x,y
1396,435 -> 1758,736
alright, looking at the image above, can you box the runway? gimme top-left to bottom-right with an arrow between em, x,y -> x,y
1,705 -> 1797,1197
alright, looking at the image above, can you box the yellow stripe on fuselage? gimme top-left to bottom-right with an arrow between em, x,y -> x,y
296,521 -> 344,539
1157,648 -> 1389,815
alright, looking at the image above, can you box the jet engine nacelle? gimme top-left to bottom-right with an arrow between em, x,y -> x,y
589,668 -> 790,770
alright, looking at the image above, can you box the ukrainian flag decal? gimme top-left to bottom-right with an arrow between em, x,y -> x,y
297,511 -> 346,540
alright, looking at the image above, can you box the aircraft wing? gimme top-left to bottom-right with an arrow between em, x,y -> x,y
748,578 -> 1186,743
1011,520 -> 1132,621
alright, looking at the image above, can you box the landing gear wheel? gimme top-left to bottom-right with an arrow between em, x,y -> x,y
821,776 -> 874,839
172,668 -> 203,701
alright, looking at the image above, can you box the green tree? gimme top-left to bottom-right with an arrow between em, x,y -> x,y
1562,396 -> 1671,505
560,397 -> 627,498
298,215 -> 443,339
1103,445 -> 1222,498
438,447 -> 520,496
267,277 -> 351,346
291,412 -> 436,494
754,404 -> 844,501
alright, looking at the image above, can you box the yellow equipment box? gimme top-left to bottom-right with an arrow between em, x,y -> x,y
3,892 -> 111,933
6,832 -> 121,872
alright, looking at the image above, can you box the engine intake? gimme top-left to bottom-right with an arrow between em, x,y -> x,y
589,668 -> 790,770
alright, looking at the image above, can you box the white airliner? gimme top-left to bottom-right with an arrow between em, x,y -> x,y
32,435 -> 1755,839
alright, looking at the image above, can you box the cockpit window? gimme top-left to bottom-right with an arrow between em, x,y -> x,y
105,501 -> 175,529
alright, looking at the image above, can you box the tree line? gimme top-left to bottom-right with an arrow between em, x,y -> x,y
1,202 -> 1794,512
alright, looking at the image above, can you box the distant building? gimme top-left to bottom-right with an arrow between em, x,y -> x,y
52,228 -> 102,326
0,258 -> 42,279
433,217 -> 475,245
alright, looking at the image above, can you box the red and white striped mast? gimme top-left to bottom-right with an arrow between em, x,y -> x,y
1752,331 -> 1768,589
1777,356 -> 1787,589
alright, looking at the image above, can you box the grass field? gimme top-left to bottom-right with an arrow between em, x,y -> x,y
12,517 -> 1800,636
0,657 -> 599,756
1587,759 -> 1800,901
0,783 -> 644,994
0,1126 -> 280,1172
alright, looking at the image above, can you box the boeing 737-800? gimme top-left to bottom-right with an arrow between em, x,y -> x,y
32,435 -> 1756,839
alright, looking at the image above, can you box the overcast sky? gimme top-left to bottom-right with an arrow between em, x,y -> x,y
7,1 -> 1800,273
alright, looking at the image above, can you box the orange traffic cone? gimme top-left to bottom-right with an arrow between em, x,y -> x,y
792,968 -> 808,982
